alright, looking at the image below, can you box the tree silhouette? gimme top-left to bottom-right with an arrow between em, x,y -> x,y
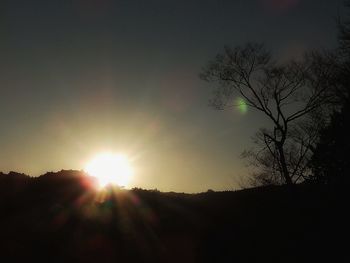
310,2 -> 350,184
200,44 -> 336,185
311,99 -> 350,183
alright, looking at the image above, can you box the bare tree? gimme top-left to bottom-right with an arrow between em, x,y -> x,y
200,43 -> 336,185
242,110 -> 326,186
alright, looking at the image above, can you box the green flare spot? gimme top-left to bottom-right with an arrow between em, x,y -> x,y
236,97 -> 248,114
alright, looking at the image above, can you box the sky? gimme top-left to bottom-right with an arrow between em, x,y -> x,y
0,0 -> 344,192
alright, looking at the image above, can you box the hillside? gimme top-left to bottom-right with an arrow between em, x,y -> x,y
0,170 -> 348,262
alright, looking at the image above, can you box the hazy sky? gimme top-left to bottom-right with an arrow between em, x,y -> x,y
0,0 -> 343,192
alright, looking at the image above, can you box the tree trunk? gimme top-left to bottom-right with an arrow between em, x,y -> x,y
278,145 -> 293,185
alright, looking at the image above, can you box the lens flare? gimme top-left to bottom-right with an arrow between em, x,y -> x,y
236,97 -> 248,114
262,0 -> 299,13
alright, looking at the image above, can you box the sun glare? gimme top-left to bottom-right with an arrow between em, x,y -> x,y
85,153 -> 133,188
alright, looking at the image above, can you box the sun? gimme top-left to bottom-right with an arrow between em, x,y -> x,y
85,152 -> 133,188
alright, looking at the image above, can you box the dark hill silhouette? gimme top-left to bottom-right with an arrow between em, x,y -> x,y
0,170 -> 348,262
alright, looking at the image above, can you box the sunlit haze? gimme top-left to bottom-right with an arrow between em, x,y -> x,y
85,152 -> 133,188
0,0 -> 343,192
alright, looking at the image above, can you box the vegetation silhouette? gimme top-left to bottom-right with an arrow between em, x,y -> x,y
0,170 -> 349,262
200,0 -> 350,188
310,92 -> 350,184
307,0 -> 350,186
200,44 -> 339,187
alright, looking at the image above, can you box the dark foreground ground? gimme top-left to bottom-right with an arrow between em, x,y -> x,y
0,170 -> 349,262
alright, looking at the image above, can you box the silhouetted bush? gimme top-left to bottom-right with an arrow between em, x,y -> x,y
311,98 -> 350,184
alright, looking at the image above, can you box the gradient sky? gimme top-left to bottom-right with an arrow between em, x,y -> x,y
0,0 -> 343,192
